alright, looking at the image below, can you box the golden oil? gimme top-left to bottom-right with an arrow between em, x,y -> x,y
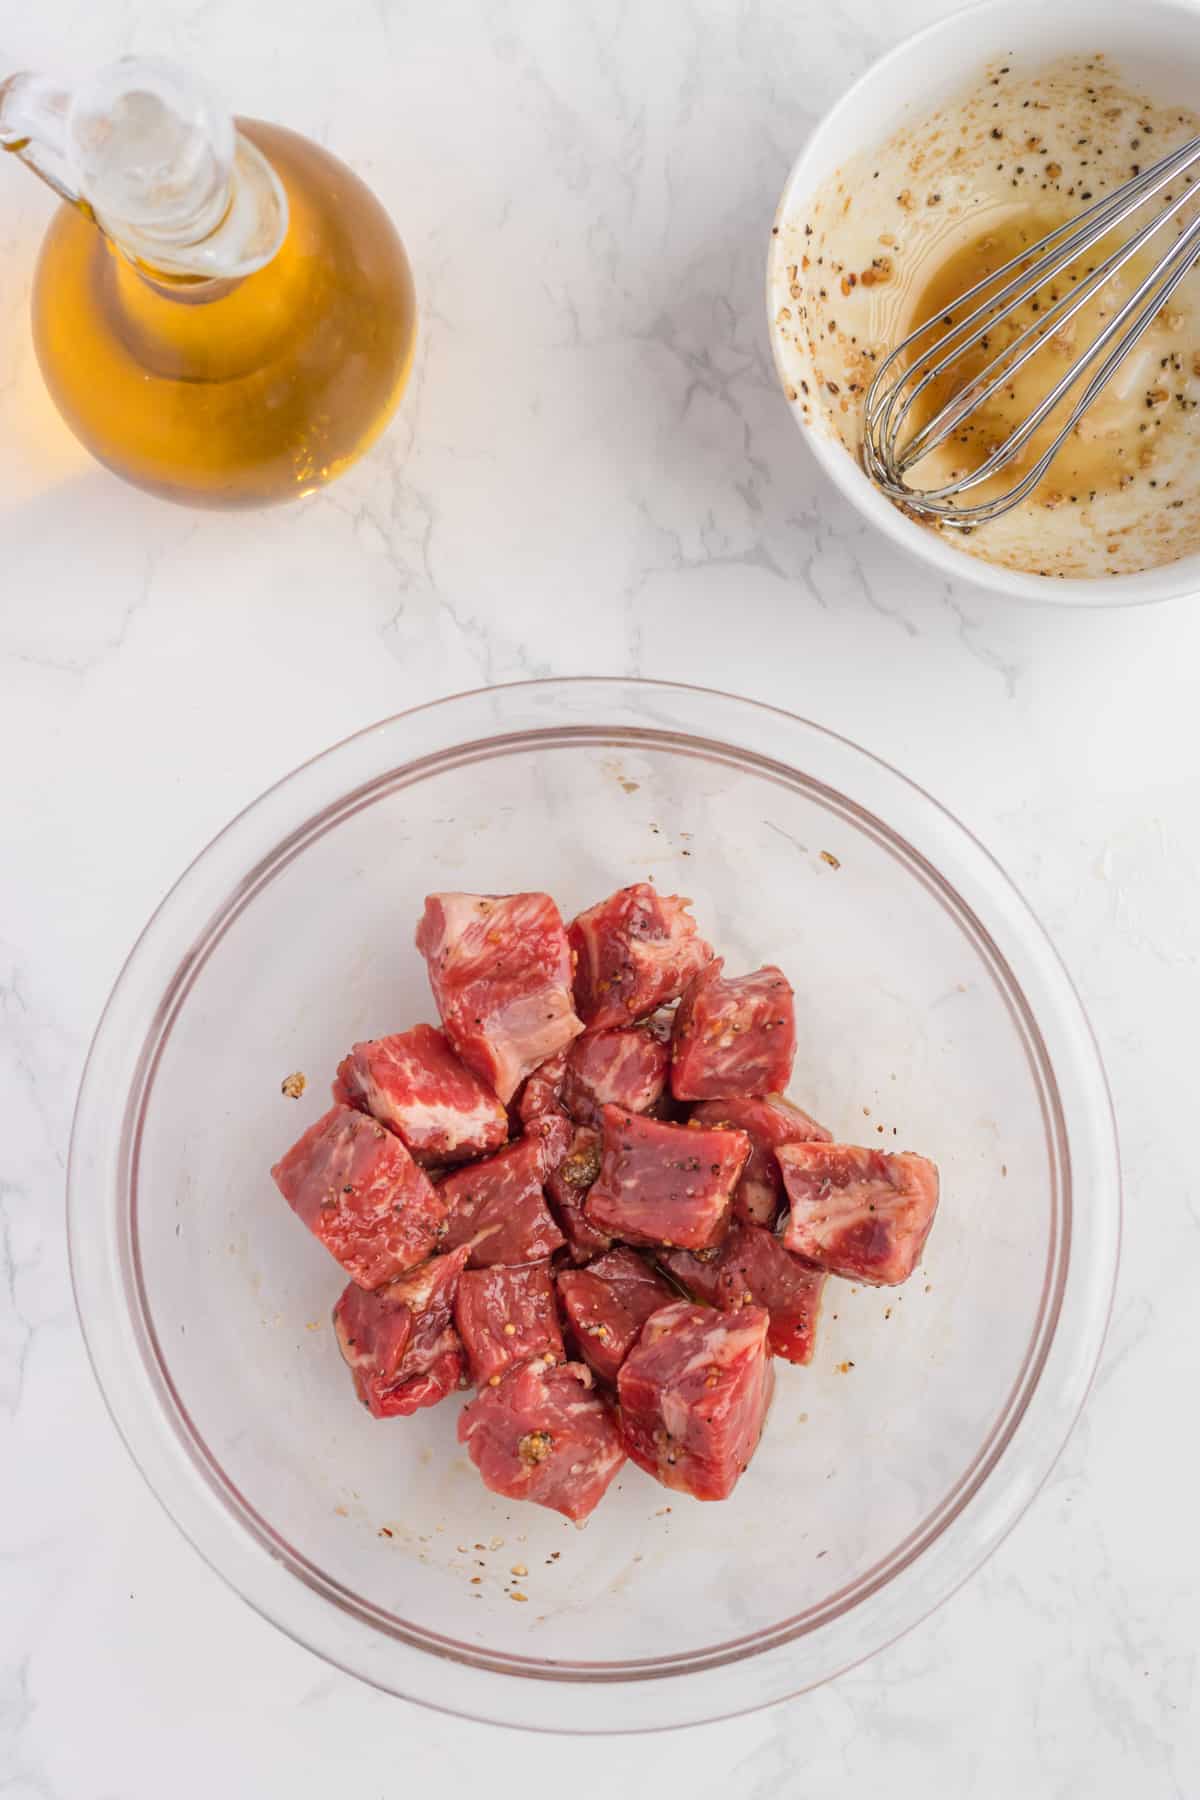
30,120 -> 416,507
903,209 -> 1180,508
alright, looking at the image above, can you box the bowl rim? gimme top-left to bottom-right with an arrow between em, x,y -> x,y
67,676 -> 1121,1731
765,0 -> 1200,608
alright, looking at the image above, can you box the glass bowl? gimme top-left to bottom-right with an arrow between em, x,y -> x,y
68,679 -> 1119,1731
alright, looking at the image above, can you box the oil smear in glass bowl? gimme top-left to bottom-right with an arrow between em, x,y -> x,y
771,55 -> 1200,577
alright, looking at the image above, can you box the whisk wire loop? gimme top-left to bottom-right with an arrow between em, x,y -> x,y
863,135 -> 1200,525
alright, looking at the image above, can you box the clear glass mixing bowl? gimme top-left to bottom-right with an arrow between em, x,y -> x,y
68,679 -> 1119,1731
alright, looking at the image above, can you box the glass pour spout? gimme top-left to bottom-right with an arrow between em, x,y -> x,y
0,55 -> 286,278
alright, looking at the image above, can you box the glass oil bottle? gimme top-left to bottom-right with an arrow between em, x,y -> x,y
0,58 -> 416,506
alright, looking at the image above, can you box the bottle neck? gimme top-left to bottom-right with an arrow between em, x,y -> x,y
101,127 -> 287,282
0,58 -> 288,280
97,122 -> 306,382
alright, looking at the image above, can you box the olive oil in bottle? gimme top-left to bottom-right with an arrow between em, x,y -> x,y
1,58 -> 416,506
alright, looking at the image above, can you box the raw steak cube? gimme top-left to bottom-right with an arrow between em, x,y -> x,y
658,1221 -> 826,1364
439,1136 -> 565,1267
458,1359 -> 626,1521
333,1246 -> 469,1417
334,1023 -> 508,1166
778,1143 -> 940,1286
562,1020 -> 671,1125
523,1105 -> 575,1181
618,1301 -> 774,1500
513,1048 -> 574,1177
691,1095 -> 832,1227
455,1262 -> 565,1387
416,892 -> 583,1103
546,1124 -> 613,1263
584,1105 -> 750,1250
271,1104 -> 446,1289
671,960 -> 797,1101
516,1049 -> 568,1124
568,883 -> 714,1029
557,1247 -> 675,1384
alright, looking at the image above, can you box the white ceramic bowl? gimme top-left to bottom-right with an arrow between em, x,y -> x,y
767,0 -> 1200,607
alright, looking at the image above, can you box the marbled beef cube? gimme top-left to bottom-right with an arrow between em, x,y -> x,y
584,1105 -> 749,1250
458,1360 -> 626,1522
439,1136 -> 565,1268
454,1262 -> 564,1387
515,1049 -> 568,1125
561,1019 -> 671,1125
545,1124 -> 612,1263
523,1105 -> 575,1181
618,1301 -> 773,1500
333,1246 -> 469,1417
690,1094 -> 832,1228
778,1142 -> 940,1286
271,1103 -> 446,1289
556,1246 -> 675,1384
512,1047 -> 575,1177
671,960 -> 797,1101
416,892 -> 583,1103
568,883 -> 713,1029
334,1023 -> 508,1165
658,1221 -> 826,1364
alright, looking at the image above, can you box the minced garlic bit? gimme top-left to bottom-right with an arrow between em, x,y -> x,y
280,1070 -> 307,1099
510,1591 -> 529,1603
510,1563 -> 528,1577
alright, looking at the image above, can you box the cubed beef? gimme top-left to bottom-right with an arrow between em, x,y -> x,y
545,1124 -> 613,1263
670,960 -> 796,1101
513,1049 -> 575,1176
454,1262 -> 565,1387
416,892 -> 584,1103
334,1023 -> 508,1166
557,1247 -> 675,1384
658,1221 -> 826,1364
618,1301 -> 774,1500
778,1143 -> 940,1285
523,1105 -> 575,1181
584,1105 -> 750,1250
690,1094 -> 832,1227
516,1049 -> 568,1124
439,1136 -> 565,1267
568,884 -> 714,1029
332,1246 -> 469,1417
271,1104 -> 446,1289
562,1020 -> 671,1125
458,1359 -> 626,1521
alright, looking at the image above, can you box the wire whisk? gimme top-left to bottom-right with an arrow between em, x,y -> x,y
863,134 -> 1200,527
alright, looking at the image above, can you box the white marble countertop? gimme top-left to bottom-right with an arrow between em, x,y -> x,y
3,0 -> 1198,1791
